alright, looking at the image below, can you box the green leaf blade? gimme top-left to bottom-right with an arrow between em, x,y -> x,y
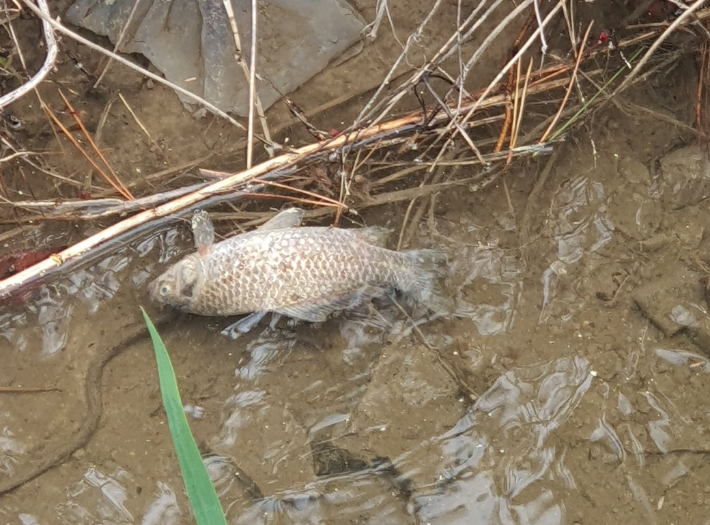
141,308 -> 228,525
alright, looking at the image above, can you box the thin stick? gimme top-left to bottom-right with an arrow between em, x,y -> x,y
237,192 -> 344,209
0,0 -> 57,109
6,183 -> 210,220
610,0 -> 707,98
696,41 -> 708,142
560,0 -> 576,58
226,175 -> 490,227
0,224 -> 38,244
622,100 -> 699,135
519,145 -> 561,244
0,136 -> 85,188
199,169 -> 348,210
510,58 -> 522,152
84,94 -> 116,195
247,0 -> 258,167
389,297 -> 478,401
508,58 -> 533,162
221,0 -> 272,156
0,387 -> 59,393
117,92 -> 163,156
94,155 -> 214,196
549,47 -> 646,142
532,0 -> 548,63
41,101 -> 133,200
58,90 -> 133,199
539,21 -> 593,143
92,0 -> 143,88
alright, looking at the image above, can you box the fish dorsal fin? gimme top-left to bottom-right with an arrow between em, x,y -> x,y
191,210 -> 215,256
259,208 -> 304,231
354,226 -> 392,247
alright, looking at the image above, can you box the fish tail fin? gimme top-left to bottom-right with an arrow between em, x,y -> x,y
396,249 -> 453,314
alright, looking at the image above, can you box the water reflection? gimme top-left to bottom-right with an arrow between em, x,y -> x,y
0,226 -> 185,357
3,154 -> 710,525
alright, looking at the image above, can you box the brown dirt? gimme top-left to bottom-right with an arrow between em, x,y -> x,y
2,0 -> 710,524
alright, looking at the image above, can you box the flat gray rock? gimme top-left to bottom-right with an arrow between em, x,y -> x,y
66,0 -> 365,117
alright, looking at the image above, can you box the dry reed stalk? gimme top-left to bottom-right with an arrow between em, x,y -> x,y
199,169 -> 347,210
117,93 -> 163,160
495,11 -> 535,153
247,0 -> 260,164
83,94 -> 117,196
0,386 -> 59,394
0,64 -> 618,229
1,183 -> 210,221
0,73 -> 539,298
696,40 -> 709,143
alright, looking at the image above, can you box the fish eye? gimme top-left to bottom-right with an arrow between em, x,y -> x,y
159,284 -> 171,296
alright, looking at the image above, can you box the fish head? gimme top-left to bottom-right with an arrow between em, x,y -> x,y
148,254 -> 204,311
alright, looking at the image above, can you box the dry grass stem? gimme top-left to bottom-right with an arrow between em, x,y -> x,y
84,94 -> 117,194
539,21 -> 594,144
59,90 -> 133,199
41,100 -> 133,200
611,0 -> 708,97
221,0 -> 273,160
117,93 -> 162,159
92,0 -> 143,88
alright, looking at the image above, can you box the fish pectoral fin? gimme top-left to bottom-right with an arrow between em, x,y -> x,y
223,311 -> 268,335
269,313 -> 282,330
259,208 -> 304,231
273,304 -> 329,323
274,287 -> 389,324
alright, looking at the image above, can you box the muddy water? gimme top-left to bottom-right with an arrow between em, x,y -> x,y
4,115 -> 710,524
3,1 -> 710,524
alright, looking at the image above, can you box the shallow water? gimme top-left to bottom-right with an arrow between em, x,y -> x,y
3,122 -> 710,524
2,0 -> 710,521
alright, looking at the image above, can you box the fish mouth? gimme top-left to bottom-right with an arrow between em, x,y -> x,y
147,278 -> 161,303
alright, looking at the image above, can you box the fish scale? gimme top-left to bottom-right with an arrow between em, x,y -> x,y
149,208 -> 449,328
192,227 -> 393,314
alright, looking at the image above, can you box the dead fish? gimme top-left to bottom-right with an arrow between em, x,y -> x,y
148,208 -> 448,333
